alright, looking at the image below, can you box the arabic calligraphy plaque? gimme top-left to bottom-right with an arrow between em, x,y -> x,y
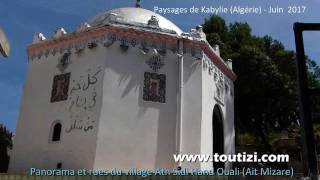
51,73 -> 71,103
143,72 -> 166,103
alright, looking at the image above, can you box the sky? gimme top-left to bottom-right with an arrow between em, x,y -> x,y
0,0 -> 320,132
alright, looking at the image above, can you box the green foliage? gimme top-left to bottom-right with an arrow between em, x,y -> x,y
267,132 -> 284,145
0,124 -> 12,172
203,16 -> 320,152
238,133 -> 258,145
313,124 -> 320,137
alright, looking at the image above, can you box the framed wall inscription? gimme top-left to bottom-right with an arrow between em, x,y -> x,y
50,73 -> 71,103
143,72 -> 166,103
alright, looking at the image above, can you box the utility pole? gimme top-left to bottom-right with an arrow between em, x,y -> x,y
293,22 -> 320,180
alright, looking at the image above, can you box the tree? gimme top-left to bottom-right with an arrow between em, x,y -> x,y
203,16 -> 320,152
0,124 -> 13,172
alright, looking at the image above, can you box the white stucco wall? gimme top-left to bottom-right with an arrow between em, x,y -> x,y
93,41 -> 178,169
9,46 -> 106,173
200,55 -> 235,170
180,53 -> 202,169
9,30 -> 235,172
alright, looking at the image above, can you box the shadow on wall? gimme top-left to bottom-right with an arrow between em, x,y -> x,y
224,91 -> 235,155
104,44 -> 200,168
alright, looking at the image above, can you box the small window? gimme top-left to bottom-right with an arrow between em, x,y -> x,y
57,162 -> 62,169
52,123 -> 62,142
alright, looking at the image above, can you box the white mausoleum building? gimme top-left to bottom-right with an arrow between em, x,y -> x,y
9,7 -> 236,173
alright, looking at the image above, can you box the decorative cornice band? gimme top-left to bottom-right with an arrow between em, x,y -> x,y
27,25 -> 236,81
27,26 -> 177,58
200,42 -> 237,81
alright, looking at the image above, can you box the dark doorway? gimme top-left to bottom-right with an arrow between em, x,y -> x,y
52,123 -> 62,142
212,104 -> 224,168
